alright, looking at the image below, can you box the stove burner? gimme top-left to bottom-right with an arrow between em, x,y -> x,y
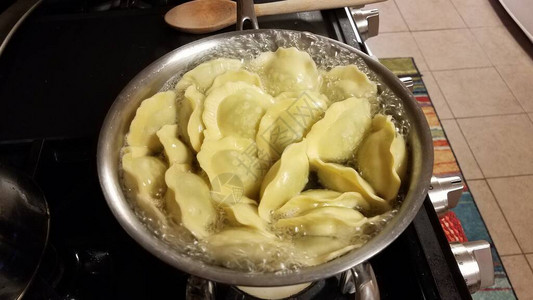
184,262 -> 378,300
187,276 -> 334,300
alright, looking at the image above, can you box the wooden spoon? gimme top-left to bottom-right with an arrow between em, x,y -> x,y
165,0 -> 384,34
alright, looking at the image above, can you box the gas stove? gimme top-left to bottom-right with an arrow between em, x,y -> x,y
0,1 -> 474,299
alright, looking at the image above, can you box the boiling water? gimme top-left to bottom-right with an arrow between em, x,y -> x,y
160,31 -> 408,135
126,30 -> 410,273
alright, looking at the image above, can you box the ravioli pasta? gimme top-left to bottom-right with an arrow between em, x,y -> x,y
306,97 -> 371,163
202,81 -> 275,140
251,47 -> 320,96
322,65 -> 378,103
121,47 -> 408,272
256,91 -> 328,163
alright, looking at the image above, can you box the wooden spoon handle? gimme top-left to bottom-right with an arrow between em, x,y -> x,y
255,0 -> 385,16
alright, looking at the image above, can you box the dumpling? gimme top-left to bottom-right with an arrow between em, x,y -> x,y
289,214 -> 391,266
205,228 -> 285,271
127,91 -> 177,152
203,82 -> 275,141
291,189 -> 341,199
122,153 -> 168,221
207,69 -> 263,93
156,124 -> 192,165
122,146 -> 151,158
391,133 -> 407,179
305,97 -> 371,163
209,172 -> 249,205
293,237 -> 357,266
165,164 -> 217,239
357,114 -> 407,201
223,201 -> 273,236
258,141 -> 309,221
313,159 -> 391,214
252,47 -> 320,96
256,91 -> 328,163
197,136 -> 265,199
175,58 -> 242,93
178,85 -> 205,152
122,153 -> 167,199
322,65 -> 377,103
275,190 -> 370,218
275,207 -> 367,238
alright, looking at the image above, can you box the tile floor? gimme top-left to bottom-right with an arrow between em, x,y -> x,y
365,0 -> 533,298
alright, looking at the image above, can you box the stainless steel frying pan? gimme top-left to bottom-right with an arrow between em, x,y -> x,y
97,0 -> 433,287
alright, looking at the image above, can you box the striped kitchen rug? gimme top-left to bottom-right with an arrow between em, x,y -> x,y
380,57 -> 517,299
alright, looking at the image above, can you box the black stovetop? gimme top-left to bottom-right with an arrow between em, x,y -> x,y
0,1 -> 471,299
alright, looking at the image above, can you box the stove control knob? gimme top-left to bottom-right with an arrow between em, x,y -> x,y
450,241 -> 495,294
399,76 -> 414,92
350,8 -> 379,40
428,175 -> 464,217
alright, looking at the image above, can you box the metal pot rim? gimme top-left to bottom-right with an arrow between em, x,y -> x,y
97,29 -> 434,287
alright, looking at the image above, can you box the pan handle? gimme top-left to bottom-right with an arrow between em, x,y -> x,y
236,0 -> 259,31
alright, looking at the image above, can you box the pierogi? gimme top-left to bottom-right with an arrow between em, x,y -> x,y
121,47 -> 407,272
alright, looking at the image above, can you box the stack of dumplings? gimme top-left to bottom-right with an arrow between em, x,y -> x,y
121,47 -> 407,272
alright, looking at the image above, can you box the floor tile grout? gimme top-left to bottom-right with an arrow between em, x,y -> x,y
448,0 -> 470,30
407,25 -> 508,33
467,25 -> 533,68
440,119 -> 483,177
493,64 -> 528,113
500,254 -> 523,257
392,0 -> 418,33
466,25 -> 507,29
435,123 -> 521,259
454,112 -> 533,182
484,174 -> 533,180
431,66 -> 495,73
454,112 -> 529,121
379,30 -> 409,34
391,0 -> 409,33
391,0 -> 413,32
429,66 -> 517,121
428,63 -> 529,72
454,113 -> 527,120
439,117 -> 455,121
451,121 -> 487,180
464,179 -> 527,257
445,124 -> 525,257
426,65 -> 499,72
484,180 -> 528,255
526,256 -> 533,277
409,31 -> 435,86
501,254 -> 533,276
420,71 -> 455,119
465,26 -> 495,68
